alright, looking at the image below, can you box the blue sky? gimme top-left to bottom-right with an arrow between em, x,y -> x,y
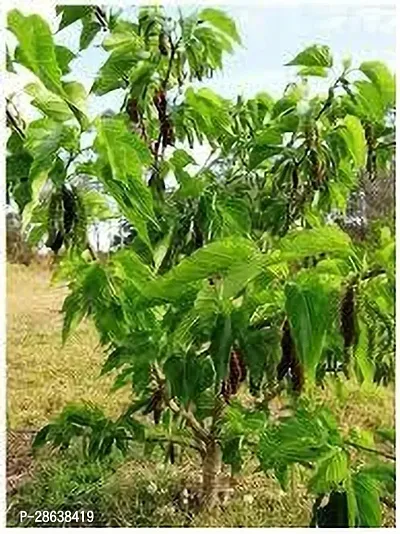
6,3 -> 396,120
52,3 -> 397,116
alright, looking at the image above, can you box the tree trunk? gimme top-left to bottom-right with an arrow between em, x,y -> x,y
202,439 -> 222,508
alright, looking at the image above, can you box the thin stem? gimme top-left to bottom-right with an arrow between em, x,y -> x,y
151,364 -> 208,443
6,107 -> 25,140
146,436 -> 203,454
345,440 -> 395,461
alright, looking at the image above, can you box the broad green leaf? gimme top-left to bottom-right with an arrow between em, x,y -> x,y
103,21 -> 144,54
239,328 -> 281,393
352,80 -> 386,122
25,119 -> 78,161
175,169 -> 206,199
153,230 -> 173,273
249,127 -> 283,169
55,45 -> 76,75
345,476 -> 358,527
57,5 -> 101,50
286,44 -> 333,68
92,53 -> 134,96
309,448 -> 349,493
185,87 -> 233,140
360,462 -> 395,495
210,314 -> 232,382
9,10 -> 88,126
354,321 -> 374,383
258,405 -> 341,481
56,5 -> 92,31
198,8 -> 241,44
112,248 -> 154,292
6,136 -> 33,211
144,238 -> 260,300
62,81 -> 89,128
352,471 -> 381,527
272,226 -> 352,264
95,117 -> 155,248
169,149 -> 196,170
339,115 -> 366,168
22,168 -> 49,231
80,19 -> 101,50
25,82 -> 74,122
8,10 -> 63,95
359,61 -> 395,107
285,280 -> 330,379
164,353 -> 216,404
298,66 -> 328,77
129,61 -> 156,98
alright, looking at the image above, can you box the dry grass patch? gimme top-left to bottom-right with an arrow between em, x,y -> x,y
7,263 -> 130,429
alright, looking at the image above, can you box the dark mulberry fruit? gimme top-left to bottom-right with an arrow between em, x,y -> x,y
341,284 -> 356,350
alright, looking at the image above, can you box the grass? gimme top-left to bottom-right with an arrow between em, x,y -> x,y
7,263 -> 130,429
6,263 -> 395,527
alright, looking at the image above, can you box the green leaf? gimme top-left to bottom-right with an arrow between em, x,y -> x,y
286,44 -> 333,68
169,149 -> 196,170
80,19 -> 101,50
164,353 -> 216,404
25,82 -> 74,122
24,119 -> 78,161
62,81 -> 89,129
55,45 -> 76,75
298,66 -> 328,78
272,226 -> 352,265
9,10 -> 88,126
210,314 -> 232,383
352,80 -> 386,122
354,321 -> 374,383
198,8 -> 241,44
95,117 -> 155,248
239,328 -> 281,393
145,238 -> 260,300
285,280 -> 330,380
8,10 -> 63,95
103,21 -> 143,53
359,61 -> 395,107
360,462 -> 395,494
309,448 -> 349,493
352,471 -> 382,527
128,61 -> 156,98
258,404 -> 341,479
92,53 -> 133,96
56,5 -> 92,31
249,128 -> 283,169
339,115 -> 366,168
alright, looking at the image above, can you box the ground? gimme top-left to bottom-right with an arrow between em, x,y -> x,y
7,262 -> 130,429
6,262 -> 395,527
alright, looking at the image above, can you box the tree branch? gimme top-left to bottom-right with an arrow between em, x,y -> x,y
345,440 -> 395,461
151,364 -> 209,443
